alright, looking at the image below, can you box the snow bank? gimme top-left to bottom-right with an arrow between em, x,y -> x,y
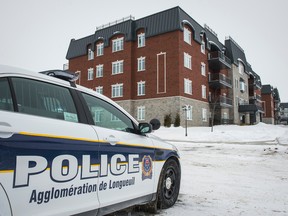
153,123 -> 288,145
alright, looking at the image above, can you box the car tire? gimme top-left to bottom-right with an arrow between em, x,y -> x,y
156,158 -> 181,210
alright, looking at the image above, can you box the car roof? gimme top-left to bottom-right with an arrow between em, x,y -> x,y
0,64 -> 139,125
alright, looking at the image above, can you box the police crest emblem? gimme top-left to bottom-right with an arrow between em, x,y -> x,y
142,155 -> 153,180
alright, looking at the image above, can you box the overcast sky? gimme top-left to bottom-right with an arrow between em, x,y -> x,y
1,0 -> 287,101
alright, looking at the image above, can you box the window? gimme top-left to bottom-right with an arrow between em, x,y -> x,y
184,27 -> 191,44
0,78 -> 13,111
137,106 -> 145,121
202,85 -> 207,99
96,64 -> 104,78
112,37 -> 124,52
95,86 -> 103,94
88,68 -> 94,80
184,78 -> 192,95
201,62 -> 206,76
81,93 -> 135,132
186,106 -> 193,120
239,62 -> 244,75
138,33 -> 145,47
201,39 -> 205,54
94,109 -> 103,122
12,78 -> 78,122
137,57 -> 145,71
137,81 -> 145,96
202,108 -> 207,122
112,83 -> 123,98
240,81 -> 245,92
222,112 -> 229,120
112,60 -> 123,75
97,43 -> 104,56
184,52 -> 192,69
88,48 -> 94,60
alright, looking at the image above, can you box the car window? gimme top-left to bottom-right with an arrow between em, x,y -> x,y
82,93 -> 136,133
11,77 -> 79,122
0,78 -> 14,111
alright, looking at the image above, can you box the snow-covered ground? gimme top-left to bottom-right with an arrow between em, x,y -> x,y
152,123 -> 288,216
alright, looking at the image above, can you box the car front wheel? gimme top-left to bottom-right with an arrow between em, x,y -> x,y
157,158 -> 181,209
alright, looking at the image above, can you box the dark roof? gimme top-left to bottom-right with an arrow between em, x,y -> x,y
280,103 -> 288,108
261,84 -> 273,94
225,36 -> 249,74
273,88 -> 280,101
66,6 -> 226,60
247,62 -> 262,87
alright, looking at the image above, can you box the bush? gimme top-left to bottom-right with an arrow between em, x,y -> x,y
164,114 -> 172,127
174,113 -> 180,127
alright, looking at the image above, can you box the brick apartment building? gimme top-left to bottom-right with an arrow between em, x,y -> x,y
261,85 -> 281,124
66,6 -> 272,126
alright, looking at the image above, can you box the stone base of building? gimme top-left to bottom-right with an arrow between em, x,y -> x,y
116,96 -> 210,127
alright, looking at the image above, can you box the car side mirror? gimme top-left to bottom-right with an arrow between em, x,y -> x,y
150,118 -> 161,130
139,123 -> 152,134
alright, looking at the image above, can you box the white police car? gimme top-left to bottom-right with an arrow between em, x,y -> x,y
0,65 -> 181,216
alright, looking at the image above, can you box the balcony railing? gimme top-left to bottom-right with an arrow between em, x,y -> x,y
209,73 -> 232,88
210,95 -> 233,107
220,95 -> 233,107
208,51 -> 231,69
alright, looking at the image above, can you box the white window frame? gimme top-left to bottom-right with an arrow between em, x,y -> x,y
201,39 -> 205,54
202,85 -> 207,99
184,27 -> 191,45
186,106 -> 193,120
96,64 -> 104,78
111,83 -> 123,98
202,108 -> 207,122
137,57 -> 146,71
137,81 -> 146,96
88,68 -> 94,80
184,52 -> 192,69
239,62 -> 244,75
112,60 -> 124,75
95,86 -> 103,94
138,33 -> 145,48
88,48 -> 94,60
112,37 -> 124,52
137,106 -> 145,121
184,78 -> 192,95
240,81 -> 245,92
94,109 -> 103,122
201,62 -> 206,76
97,43 -> 104,56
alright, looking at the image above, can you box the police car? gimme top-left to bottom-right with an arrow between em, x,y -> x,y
0,65 -> 181,216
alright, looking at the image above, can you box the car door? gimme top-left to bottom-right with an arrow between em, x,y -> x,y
0,76 -> 100,216
80,92 -> 156,213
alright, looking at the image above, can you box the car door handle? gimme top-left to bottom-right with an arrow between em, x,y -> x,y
105,135 -> 119,145
0,122 -> 14,138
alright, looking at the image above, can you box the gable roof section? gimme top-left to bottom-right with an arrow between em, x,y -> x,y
66,6 -> 225,60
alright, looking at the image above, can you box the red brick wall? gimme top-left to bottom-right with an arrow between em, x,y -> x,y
262,94 -> 274,118
69,28 -> 209,103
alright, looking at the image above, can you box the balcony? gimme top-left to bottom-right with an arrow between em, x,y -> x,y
209,73 -> 232,89
239,103 -> 264,113
210,95 -> 233,108
249,94 -> 261,102
208,51 -> 231,70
